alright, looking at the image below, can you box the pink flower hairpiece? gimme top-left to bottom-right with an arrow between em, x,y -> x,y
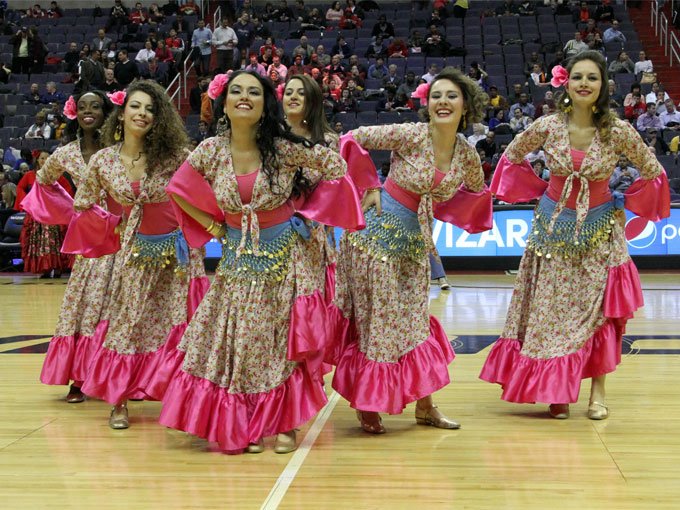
107,90 -> 126,106
411,82 -> 431,107
276,82 -> 285,101
208,73 -> 230,100
551,65 -> 569,88
63,95 -> 77,120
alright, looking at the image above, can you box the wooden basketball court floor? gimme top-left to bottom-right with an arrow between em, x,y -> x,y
1,272 -> 679,510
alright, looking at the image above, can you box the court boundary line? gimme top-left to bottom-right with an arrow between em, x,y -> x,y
260,391 -> 340,510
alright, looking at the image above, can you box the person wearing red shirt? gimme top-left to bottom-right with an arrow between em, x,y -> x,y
624,92 -> 647,122
388,39 -> 408,59
581,19 -> 602,41
165,28 -> 185,61
155,39 -> 175,64
129,2 -> 147,25
339,8 -> 361,29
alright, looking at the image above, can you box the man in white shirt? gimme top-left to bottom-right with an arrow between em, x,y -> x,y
563,31 -> 588,58
212,17 -> 239,73
92,29 -> 112,52
660,98 -> 680,131
467,123 -> 487,147
267,55 -> 287,81
603,19 -> 626,44
135,40 -> 155,63
25,111 -> 52,139
421,63 -> 438,83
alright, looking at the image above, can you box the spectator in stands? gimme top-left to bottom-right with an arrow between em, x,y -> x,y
165,28 -> 185,62
344,65 -> 364,88
326,1 -> 343,23
79,50 -> 106,91
155,40 -> 174,65
47,1 -> 63,17
476,130 -> 497,157
288,55 -> 305,77
40,82 -> 65,104
382,64 -> 402,88
0,61 -> 11,85
129,2 -> 147,24
339,7 -> 361,29
171,12 -> 190,37
609,155 -> 640,193
331,35 -> 353,60
624,92 -> 646,122
259,36 -> 276,57
634,50 -> 653,75
236,0 -> 255,18
23,83 -> 41,104
518,1 -> 535,16
189,75 -> 208,113
524,51 -> 545,77
92,29 -> 112,53
547,50 -> 566,77
306,7 -> 325,28
526,146 -> 547,166
453,0 -> 468,18
367,57 -> 388,80
316,44 -> 331,66
271,0 -> 292,21
27,3 -> 46,18
161,0 -> 179,16
594,0 -> 614,23
584,33 -> 605,56
293,0 -> 309,22
397,71 -> 418,98
10,26 -> 32,75
346,0 -> 364,19
496,0 -> 519,17
487,85 -> 510,112
261,2 -> 277,23
25,111 -> 52,139
107,41 -> 119,61
624,82 -> 642,106
645,82 -> 670,104
424,31 -> 450,58
275,46 -> 290,67
509,106 -> 530,134
510,92 -> 535,118
509,82 -> 526,104
343,77 -> 363,99
321,84 -> 337,121
488,109 -> 511,134
245,53 -> 266,76
655,91 -> 669,114
148,3 -> 164,24
534,90 -> 555,117
645,128 -> 671,155
376,86 -> 401,112
371,14 -> 394,43
233,13 -> 253,52
337,87 -> 358,113
142,57 -> 166,83
608,51 -> 634,74
114,49 -> 139,87
422,63 -> 439,84
637,102 -> 663,132
259,46 -> 274,67
529,63 -> 550,88
661,99 -> 680,130
63,41 -> 80,74
326,54 -> 346,77
581,18 -> 602,41
213,17 -> 238,73
388,39 -> 408,59
293,35 -> 313,61
200,79 -> 212,125
564,31 -> 588,59
106,0 -> 129,33
267,55 -> 288,82
136,40 -> 156,64
608,80 -> 623,109
102,68 -> 122,92
603,19 -> 626,45
191,19 -> 213,77
365,36 -> 387,60
467,122 -> 487,146
304,53 -> 324,75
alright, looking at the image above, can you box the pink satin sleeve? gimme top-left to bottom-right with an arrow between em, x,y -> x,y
433,184 -> 494,234
623,173 -> 671,222
490,153 -> 548,203
61,206 -> 121,258
296,175 -> 366,231
20,181 -> 74,225
165,161 -> 225,249
339,132 -> 382,191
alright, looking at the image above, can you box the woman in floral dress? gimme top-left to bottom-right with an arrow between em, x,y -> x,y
61,81 -> 209,429
480,51 -> 670,420
16,151 -> 73,278
330,67 -> 493,433
156,71 -> 363,454
22,91 -> 117,403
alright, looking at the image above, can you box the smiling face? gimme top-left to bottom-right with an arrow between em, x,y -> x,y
428,78 -> 465,129
119,91 -> 155,139
77,92 -> 106,133
283,77 -> 306,118
225,73 -> 264,126
565,59 -> 602,109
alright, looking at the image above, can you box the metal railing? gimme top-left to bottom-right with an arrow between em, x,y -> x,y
661,10 -> 669,56
671,30 -> 680,67
166,69 -> 182,109
652,0 -> 659,36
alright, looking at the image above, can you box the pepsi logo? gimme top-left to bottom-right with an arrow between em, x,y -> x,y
625,216 -> 657,249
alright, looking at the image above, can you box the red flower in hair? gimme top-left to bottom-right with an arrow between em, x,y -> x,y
107,90 -> 126,106
551,65 -> 569,88
276,82 -> 285,101
208,73 -> 230,100
411,82 -> 431,107
63,95 -> 77,120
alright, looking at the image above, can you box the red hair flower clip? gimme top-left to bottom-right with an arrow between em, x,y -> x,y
63,95 -> 77,120
411,82 -> 431,107
107,90 -> 126,106
276,82 -> 285,101
551,65 -> 569,88
208,73 -> 230,100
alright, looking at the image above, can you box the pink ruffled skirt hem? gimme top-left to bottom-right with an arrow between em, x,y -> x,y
331,313 -> 455,414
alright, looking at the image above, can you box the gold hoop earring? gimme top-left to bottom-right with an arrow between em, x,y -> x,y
114,122 -> 123,141
592,105 -> 599,114
563,95 -> 572,113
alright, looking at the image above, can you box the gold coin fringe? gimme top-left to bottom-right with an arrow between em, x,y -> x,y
129,232 -> 184,275
346,210 -> 426,263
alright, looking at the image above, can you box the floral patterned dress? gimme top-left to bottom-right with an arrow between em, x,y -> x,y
331,123 -> 491,414
31,141 -> 122,387
479,114 -> 670,404
16,170 -> 73,274
65,146 -> 209,404
155,133 -> 363,451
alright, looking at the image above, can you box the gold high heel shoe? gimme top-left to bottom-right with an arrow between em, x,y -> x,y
247,438 -> 265,453
109,404 -> 129,429
415,404 -> 461,429
356,410 -> 386,434
549,404 -> 570,419
587,401 -> 609,420
274,430 -> 296,454
65,384 -> 85,403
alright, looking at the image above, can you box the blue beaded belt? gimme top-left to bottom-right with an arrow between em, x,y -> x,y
129,229 -> 189,275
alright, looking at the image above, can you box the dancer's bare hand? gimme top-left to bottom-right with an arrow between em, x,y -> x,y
361,189 -> 382,215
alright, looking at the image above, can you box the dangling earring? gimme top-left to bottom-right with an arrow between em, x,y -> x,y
462,117 -> 467,129
114,122 -> 123,141
592,105 -> 599,114
563,95 -> 572,113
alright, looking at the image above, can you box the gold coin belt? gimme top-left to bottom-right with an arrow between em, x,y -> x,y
346,210 -> 426,263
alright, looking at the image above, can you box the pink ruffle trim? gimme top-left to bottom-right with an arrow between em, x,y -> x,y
330,313 -> 455,414
604,260 -> 644,319
21,181 -> 74,225
479,319 -> 622,404
39,320 -> 108,386
624,173 -> 671,222
159,363 -> 327,452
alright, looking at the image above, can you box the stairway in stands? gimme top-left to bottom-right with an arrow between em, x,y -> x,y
630,1 -> 680,100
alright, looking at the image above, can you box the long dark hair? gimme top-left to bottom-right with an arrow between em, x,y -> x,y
285,74 -> 335,145
555,50 -> 616,141
62,90 -> 114,144
101,80 -> 189,173
215,70 -> 316,198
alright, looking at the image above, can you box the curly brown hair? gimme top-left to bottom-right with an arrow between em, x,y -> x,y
555,50 -> 617,141
101,80 -> 189,172
423,66 -> 489,132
